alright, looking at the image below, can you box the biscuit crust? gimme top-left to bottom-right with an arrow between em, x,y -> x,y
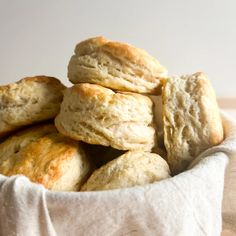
68,36 -> 167,94
162,72 -> 224,174
81,151 -> 170,191
0,124 -> 92,191
55,83 -> 156,151
0,76 -> 65,137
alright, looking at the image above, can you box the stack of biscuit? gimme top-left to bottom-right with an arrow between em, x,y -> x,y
0,36 -> 224,192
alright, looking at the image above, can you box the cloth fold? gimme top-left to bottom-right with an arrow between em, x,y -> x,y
0,112 -> 236,236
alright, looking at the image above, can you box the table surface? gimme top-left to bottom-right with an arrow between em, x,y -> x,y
219,99 -> 236,236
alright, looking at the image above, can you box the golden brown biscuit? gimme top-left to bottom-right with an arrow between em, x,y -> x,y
162,72 -> 224,174
81,151 -> 171,191
68,36 -> 167,94
0,124 -> 93,191
55,83 -> 156,151
0,76 -> 65,138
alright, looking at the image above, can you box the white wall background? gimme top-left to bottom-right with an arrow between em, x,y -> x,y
0,0 -> 235,96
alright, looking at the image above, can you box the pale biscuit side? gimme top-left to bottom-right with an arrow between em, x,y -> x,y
163,72 -> 224,174
55,83 -> 156,151
68,36 -> 167,94
81,151 -> 171,191
0,76 -> 65,137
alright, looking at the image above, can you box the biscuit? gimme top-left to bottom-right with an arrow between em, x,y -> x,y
0,124 -> 93,191
81,151 -> 171,191
55,83 -> 156,151
162,72 -> 224,174
68,36 -> 167,94
0,76 -> 65,137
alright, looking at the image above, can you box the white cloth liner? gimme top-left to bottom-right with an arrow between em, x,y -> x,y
0,111 -> 236,236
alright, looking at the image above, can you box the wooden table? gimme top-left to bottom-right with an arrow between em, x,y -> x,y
219,99 -> 236,236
